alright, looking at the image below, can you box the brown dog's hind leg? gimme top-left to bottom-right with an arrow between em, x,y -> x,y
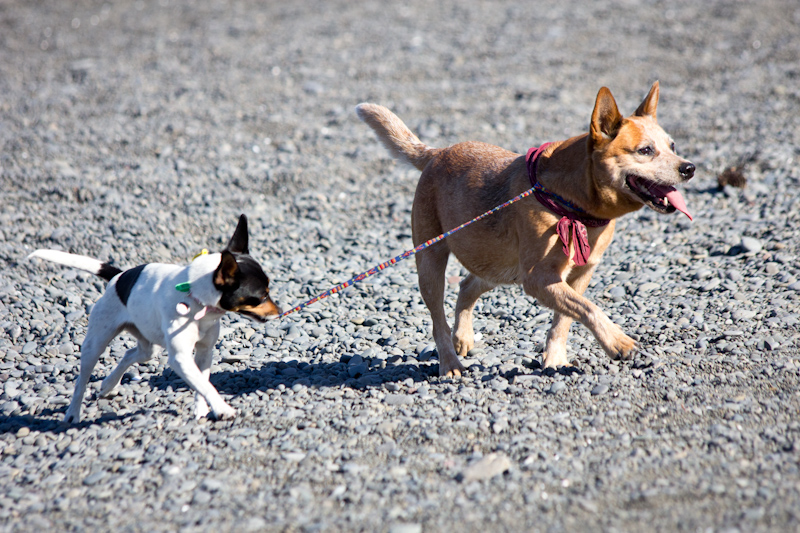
452,274 -> 496,357
416,245 -> 466,377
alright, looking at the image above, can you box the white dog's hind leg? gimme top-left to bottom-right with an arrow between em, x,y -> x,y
64,321 -> 119,424
100,340 -> 157,397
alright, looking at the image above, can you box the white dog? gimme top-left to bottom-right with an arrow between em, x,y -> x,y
28,215 -> 280,423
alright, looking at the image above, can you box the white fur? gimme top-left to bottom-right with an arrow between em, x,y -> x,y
29,250 -> 236,423
27,249 -> 105,274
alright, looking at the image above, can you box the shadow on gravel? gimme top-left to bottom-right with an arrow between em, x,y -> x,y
0,362 -> 582,433
147,360 -> 441,396
146,358 -> 583,397
0,407 -> 150,435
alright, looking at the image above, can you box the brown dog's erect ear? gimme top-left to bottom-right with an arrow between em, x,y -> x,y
590,87 -> 623,145
213,250 -> 239,288
225,214 -> 249,255
634,81 -> 660,119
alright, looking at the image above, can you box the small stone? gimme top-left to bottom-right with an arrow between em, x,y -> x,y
591,384 -> 609,396
609,286 -> 626,299
637,282 -> 660,294
1,401 -> 19,416
700,278 -> 721,292
222,351 -> 249,363
348,363 -> 368,377
740,237 -> 762,254
384,394 -> 413,406
192,490 -> 212,505
548,381 -> 567,394
201,478 -> 225,492
733,309 -> 756,321
466,347 -> 484,357
456,453 -> 512,483
83,471 -> 107,486
58,343 -> 75,355
389,525 -> 423,533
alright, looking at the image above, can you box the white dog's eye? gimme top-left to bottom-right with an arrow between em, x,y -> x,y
638,146 -> 654,156
670,142 -> 676,153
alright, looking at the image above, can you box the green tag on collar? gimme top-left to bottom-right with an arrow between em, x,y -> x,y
175,282 -> 191,293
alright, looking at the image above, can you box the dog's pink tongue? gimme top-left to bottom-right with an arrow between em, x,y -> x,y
650,183 -> 693,221
665,189 -> 692,221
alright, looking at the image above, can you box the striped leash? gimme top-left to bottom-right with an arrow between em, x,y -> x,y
279,186 -> 537,318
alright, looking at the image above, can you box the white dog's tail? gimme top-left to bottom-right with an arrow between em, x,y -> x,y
27,249 -> 122,281
356,103 -> 440,171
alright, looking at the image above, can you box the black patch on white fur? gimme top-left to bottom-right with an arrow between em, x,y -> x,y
97,262 -> 123,282
115,264 -> 146,305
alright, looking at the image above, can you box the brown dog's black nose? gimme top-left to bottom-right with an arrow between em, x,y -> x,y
679,162 -> 695,181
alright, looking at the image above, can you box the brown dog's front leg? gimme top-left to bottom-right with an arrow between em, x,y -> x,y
541,264 -> 597,368
524,272 -> 637,364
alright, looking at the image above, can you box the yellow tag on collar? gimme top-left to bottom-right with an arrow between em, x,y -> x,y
192,249 -> 209,261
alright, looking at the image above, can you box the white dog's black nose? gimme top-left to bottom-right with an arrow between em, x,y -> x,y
679,162 -> 695,181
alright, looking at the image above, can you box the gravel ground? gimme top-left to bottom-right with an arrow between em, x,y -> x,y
2,1 -> 800,531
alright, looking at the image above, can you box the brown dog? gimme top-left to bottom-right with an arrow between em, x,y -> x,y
357,82 -> 695,377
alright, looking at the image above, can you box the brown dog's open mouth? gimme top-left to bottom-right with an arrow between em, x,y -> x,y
626,175 -> 692,220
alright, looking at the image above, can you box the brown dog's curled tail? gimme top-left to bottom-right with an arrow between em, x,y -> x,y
356,103 -> 438,171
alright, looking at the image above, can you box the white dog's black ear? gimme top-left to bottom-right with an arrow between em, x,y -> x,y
226,214 -> 249,255
214,250 -> 240,288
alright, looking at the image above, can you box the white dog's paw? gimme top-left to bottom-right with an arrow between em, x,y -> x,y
63,408 -> 81,424
212,404 -> 237,421
98,377 -> 120,398
193,399 -> 210,420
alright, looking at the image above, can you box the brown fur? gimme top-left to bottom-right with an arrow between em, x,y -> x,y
357,82 -> 695,376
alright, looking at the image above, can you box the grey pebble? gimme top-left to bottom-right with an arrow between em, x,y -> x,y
740,237 -> 763,254
456,453 -> 512,483
389,525 -> 423,533
83,472 -> 107,486
384,394 -> 414,406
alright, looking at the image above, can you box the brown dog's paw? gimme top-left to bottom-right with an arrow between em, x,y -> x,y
452,333 -> 474,358
438,354 -> 467,378
608,335 -> 638,360
542,351 -> 570,369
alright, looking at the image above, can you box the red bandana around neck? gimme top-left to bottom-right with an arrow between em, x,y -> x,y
526,144 -> 610,266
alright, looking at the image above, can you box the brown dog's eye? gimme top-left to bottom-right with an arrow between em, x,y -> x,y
638,146 -> 654,156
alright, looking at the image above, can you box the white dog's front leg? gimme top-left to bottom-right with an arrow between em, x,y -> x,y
167,330 -> 235,420
191,329 -> 219,420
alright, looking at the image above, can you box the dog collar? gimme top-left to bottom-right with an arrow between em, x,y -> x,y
526,143 -> 610,266
175,292 -> 225,320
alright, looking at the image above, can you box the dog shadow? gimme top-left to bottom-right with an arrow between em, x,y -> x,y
0,407 -> 153,436
0,358 -> 578,434
148,359 -> 441,396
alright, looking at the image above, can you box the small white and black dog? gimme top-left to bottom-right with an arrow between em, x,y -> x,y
28,214 -> 281,423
